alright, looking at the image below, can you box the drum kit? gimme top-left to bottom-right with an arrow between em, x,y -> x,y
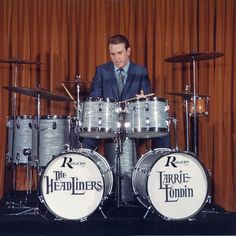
1,51 -> 223,221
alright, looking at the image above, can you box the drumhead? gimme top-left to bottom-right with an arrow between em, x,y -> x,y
40,151 -> 106,220
147,152 -> 210,220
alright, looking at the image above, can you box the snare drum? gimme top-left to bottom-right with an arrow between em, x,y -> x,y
6,116 -> 32,165
31,116 -> 72,167
189,96 -> 209,116
40,149 -> 113,220
80,97 -> 120,139
132,149 -> 210,220
125,97 -> 169,138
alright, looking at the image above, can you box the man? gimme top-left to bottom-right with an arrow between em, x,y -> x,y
83,34 -> 152,204
89,34 -> 151,100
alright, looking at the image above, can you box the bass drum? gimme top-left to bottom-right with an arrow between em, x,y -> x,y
132,149 -> 210,220
40,149 -> 113,221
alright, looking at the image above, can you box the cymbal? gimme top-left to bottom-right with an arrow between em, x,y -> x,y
165,52 -> 224,63
62,80 -> 91,84
0,57 -> 43,65
3,86 -> 72,102
166,91 -> 208,99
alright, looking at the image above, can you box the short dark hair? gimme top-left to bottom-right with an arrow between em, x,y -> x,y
108,34 -> 130,50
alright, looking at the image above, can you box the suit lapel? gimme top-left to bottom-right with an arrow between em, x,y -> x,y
106,62 -> 119,99
122,62 -> 135,99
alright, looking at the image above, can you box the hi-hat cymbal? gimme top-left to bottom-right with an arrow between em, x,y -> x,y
165,52 -> 224,63
166,91 -> 208,99
0,57 -> 43,65
3,86 -> 72,102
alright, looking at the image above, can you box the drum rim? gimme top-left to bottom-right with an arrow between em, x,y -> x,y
79,128 -> 118,139
34,115 -> 71,119
39,149 -> 113,220
8,115 -> 32,119
85,97 -> 119,103
126,97 -> 168,103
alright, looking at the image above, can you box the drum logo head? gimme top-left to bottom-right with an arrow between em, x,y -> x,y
42,155 -> 104,196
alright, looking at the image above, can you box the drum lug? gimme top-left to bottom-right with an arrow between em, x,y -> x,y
206,195 -> 212,204
80,216 -> 88,222
5,152 -> 12,164
38,195 -> 44,203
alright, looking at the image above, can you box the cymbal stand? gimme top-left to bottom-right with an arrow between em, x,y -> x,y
75,79 -> 83,149
11,63 -> 19,191
9,93 -> 42,216
192,59 -> 198,156
169,117 -> 179,151
184,99 -> 190,152
23,148 -> 33,197
182,85 -> 191,152
5,63 -> 38,215
76,82 -> 81,122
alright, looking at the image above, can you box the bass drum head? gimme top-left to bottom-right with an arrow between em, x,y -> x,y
147,152 -> 210,220
40,150 -> 111,220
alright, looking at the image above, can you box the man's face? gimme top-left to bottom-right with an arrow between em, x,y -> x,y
109,43 -> 131,68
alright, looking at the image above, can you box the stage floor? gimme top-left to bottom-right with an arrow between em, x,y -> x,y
0,192 -> 235,236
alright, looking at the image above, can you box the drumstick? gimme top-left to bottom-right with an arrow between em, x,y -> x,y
61,83 -> 77,110
61,83 -> 76,103
120,93 -> 155,103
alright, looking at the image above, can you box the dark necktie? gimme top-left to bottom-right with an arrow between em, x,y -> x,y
117,68 -> 125,96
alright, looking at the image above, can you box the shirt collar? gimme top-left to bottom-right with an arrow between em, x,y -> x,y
114,60 -> 130,74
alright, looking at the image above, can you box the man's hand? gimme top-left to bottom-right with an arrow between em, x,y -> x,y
136,90 -> 146,99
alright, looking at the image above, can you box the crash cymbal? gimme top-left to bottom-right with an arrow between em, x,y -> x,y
166,91 -> 208,99
3,86 -> 72,102
165,52 -> 224,63
0,57 -> 43,65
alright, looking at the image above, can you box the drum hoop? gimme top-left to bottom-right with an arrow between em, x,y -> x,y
127,97 -> 168,104
39,149 -> 110,220
8,115 -> 32,119
35,115 -> 71,119
85,97 -> 118,103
